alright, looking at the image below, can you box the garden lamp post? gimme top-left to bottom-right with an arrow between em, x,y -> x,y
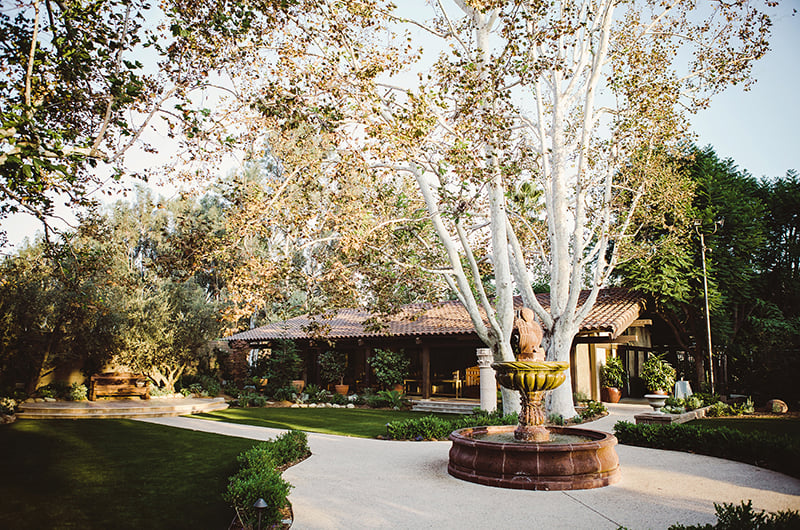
694,219 -> 722,394
253,498 -> 268,530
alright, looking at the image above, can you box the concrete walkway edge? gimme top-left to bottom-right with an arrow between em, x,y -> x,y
137,405 -> 800,529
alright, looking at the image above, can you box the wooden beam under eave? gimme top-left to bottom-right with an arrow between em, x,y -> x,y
575,335 -> 637,345
629,319 -> 652,327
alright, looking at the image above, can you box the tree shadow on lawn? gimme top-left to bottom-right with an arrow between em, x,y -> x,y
0,419 -> 256,530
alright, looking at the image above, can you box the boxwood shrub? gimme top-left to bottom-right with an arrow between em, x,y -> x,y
385,410 -> 519,440
614,421 -> 800,478
668,500 -> 800,529
224,430 -> 310,527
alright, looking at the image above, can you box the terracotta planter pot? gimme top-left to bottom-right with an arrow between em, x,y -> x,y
600,386 -> 622,403
291,380 -> 305,393
334,384 -> 349,396
392,383 -> 405,394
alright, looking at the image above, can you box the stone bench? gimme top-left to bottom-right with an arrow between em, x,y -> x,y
89,373 -> 150,401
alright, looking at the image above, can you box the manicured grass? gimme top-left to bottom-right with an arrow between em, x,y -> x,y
194,407 -> 455,438
0,419 -> 256,530
687,416 -> 800,438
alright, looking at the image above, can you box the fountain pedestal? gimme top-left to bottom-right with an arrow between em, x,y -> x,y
492,360 -> 568,443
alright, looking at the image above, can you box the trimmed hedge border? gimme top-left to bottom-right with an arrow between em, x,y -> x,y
385,410 -> 519,440
614,421 -> 800,478
223,430 -> 311,527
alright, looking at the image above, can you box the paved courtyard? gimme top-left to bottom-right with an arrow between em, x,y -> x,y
139,404 -> 800,529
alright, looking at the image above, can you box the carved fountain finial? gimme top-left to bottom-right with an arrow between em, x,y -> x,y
495,307 -> 567,442
514,307 -> 545,361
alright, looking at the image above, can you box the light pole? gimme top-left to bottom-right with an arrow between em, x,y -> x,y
694,219 -> 722,394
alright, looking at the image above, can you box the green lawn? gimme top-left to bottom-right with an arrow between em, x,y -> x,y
687,416 -> 800,437
194,407 -> 455,438
0,419 -> 257,530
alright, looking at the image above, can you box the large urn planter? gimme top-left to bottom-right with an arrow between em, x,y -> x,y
600,386 -> 622,403
291,380 -> 305,393
334,384 -> 349,396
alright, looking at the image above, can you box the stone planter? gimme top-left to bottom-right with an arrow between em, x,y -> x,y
644,393 -> 668,413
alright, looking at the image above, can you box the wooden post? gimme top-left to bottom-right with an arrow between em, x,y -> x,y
422,344 -> 431,399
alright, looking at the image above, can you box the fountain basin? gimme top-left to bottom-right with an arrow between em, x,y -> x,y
448,425 -> 621,490
492,360 -> 569,394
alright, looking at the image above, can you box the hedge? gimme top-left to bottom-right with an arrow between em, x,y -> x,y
613,421 -> 800,478
223,430 -> 311,527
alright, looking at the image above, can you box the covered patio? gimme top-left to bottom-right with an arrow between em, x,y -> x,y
224,288 -> 650,401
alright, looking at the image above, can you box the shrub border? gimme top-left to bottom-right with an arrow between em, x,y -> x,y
614,421 -> 800,478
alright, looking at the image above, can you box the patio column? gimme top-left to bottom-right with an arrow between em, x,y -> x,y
477,348 -> 496,412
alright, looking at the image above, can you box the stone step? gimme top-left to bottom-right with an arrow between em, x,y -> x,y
17,398 -> 228,419
411,400 -> 479,415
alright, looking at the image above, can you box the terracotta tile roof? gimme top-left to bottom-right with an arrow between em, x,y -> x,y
225,287 -> 644,342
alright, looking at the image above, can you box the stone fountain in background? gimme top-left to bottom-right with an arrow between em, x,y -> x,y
447,308 -> 621,490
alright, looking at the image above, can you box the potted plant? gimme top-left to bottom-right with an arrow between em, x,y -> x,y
266,339 -> 305,395
599,356 -> 627,403
318,350 -> 349,395
367,348 -> 410,392
641,354 -> 676,395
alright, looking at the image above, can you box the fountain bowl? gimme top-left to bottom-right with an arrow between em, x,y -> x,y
492,360 -> 569,394
448,425 -> 621,490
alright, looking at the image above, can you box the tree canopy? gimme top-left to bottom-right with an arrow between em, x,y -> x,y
163,0 -> 772,415
618,146 -> 799,402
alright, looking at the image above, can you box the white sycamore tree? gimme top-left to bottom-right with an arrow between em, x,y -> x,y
169,0 -> 771,416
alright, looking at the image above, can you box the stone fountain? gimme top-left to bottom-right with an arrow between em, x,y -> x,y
447,308 -> 621,490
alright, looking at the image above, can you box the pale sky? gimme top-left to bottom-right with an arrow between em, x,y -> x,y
690,4 -> 799,180
3,3 -> 798,251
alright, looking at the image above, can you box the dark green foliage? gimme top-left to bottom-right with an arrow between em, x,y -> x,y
367,348 -> 410,388
237,430 -> 310,470
580,400 -> 607,420
224,430 -> 310,527
272,385 -> 298,402
377,389 -> 409,409
224,467 -> 289,527
618,148 -> 800,402
303,383 -> 331,403
693,392 -> 723,407
265,340 -> 303,394
613,421 -> 800,478
385,409 -> 519,440
600,357 -> 628,388
317,350 -> 348,385
668,500 -> 800,530
641,354 -> 677,393
237,391 -> 267,407
329,392 -> 348,405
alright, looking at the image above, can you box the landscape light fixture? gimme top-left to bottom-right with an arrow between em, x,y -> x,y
253,498 -> 268,530
694,219 -> 723,393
